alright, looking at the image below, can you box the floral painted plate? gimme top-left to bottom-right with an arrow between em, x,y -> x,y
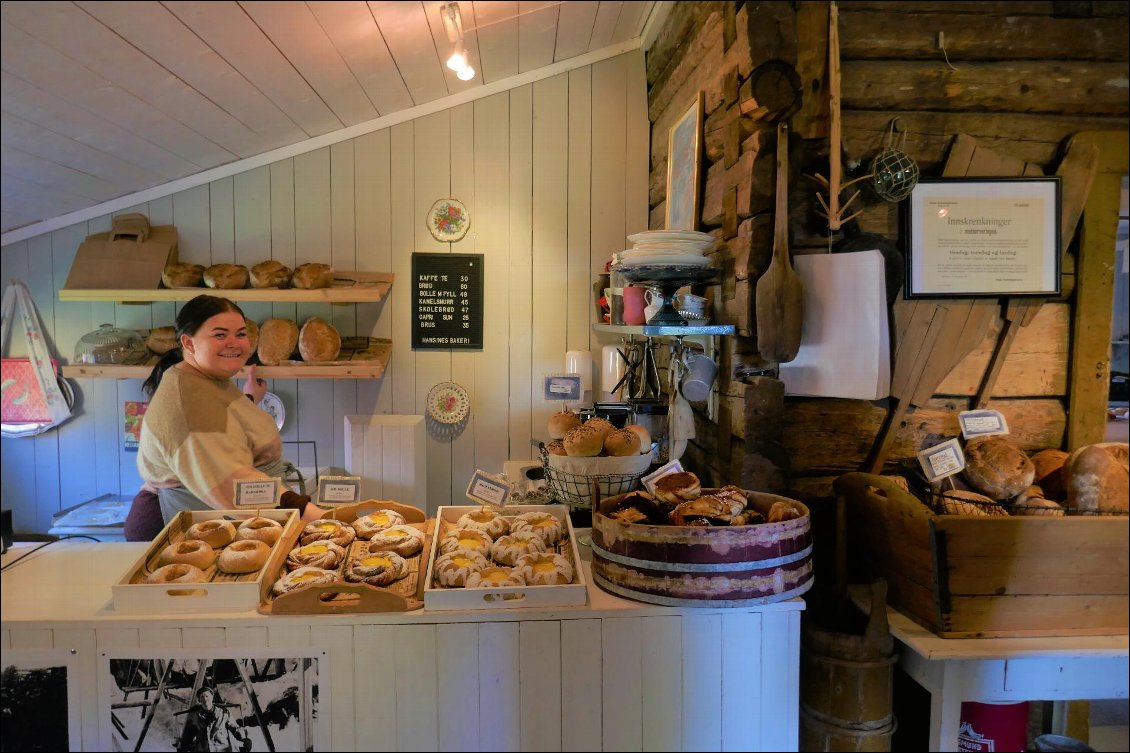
426,381 -> 471,424
259,391 -> 285,431
427,198 -> 470,242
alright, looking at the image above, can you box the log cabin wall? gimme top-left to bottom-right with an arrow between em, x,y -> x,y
645,1 -> 1129,499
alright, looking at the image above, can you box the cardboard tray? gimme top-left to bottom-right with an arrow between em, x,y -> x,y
835,472 -> 1129,638
258,500 -> 431,615
423,505 -> 588,611
112,509 -> 299,614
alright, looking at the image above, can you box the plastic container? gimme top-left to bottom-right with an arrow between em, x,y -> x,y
73,323 -> 147,364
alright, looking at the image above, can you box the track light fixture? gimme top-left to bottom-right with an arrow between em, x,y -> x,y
440,2 -> 475,81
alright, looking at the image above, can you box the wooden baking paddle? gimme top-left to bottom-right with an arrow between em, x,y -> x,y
756,121 -> 805,363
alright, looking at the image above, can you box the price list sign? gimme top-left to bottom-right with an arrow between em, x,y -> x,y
411,253 -> 484,350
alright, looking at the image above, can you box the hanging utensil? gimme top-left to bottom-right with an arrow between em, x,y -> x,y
756,121 -> 805,363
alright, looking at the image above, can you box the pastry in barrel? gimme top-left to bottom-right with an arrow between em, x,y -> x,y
286,541 -> 346,571
439,527 -> 493,557
1029,448 -> 1069,500
299,518 -> 356,548
249,260 -> 292,288
465,565 -> 526,588
962,436 -> 1035,499
272,566 -> 339,596
203,263 -> 249,289
510,511 -> 563,546
766,500 -> 805,523
344,550 -> 409,586
604,428 -> 641,457
162,262 -> 205,288
548,410 -> 581,440
715,485 -> 749,516
217,539 -> 271,574
562,424 -> 603,457
457,509 -> 510,540
489,531 -> 547,566
146,326 -> 179,355
185,519 -> 236,548
157,539 -> 216,570
434,550 -> 489,587
350,508 -> 407,540
257,318 -> 299,365
653,471 -> 701,506
366,525 -> 425,557
234,516 -> 283,546
298,317 -> 341,362
291,262 -> 335,290
147,563 -> 208,584
244,318 -> 259,354
513,552 -> 574,585
1064,442 -> 1129,513
670,496 -> 728,526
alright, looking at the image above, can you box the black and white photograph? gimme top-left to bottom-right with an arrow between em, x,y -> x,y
100,651 -> 327,752
1,650 -> 81,752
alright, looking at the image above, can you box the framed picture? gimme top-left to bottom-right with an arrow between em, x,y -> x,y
665,92 -> 705,231
905,177 -> 1061,297
99,649 -> 328,752
1,649 -> 82,752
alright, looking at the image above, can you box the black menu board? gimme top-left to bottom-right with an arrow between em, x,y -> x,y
411,252 -> 484,350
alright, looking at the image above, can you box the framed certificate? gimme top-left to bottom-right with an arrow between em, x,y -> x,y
905,177 -> 1061,297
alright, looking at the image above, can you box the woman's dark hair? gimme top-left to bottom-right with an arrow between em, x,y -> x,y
142,295 -> 245,397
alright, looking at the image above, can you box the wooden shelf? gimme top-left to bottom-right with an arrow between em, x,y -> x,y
59,271 -> 393,304
61,338 -> 392,380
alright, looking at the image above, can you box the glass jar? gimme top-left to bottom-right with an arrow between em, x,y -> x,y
74,323 -> 147,364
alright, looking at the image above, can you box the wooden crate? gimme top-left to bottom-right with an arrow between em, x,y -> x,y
259,500 -> 431,615
423,505 -> 588,611
834,473 -> 1129,638
112,509 -> 299,614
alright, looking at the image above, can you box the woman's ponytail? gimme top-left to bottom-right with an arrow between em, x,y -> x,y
142,348 -> 183,398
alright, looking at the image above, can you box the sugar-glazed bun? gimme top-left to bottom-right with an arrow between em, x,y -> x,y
344,550 -> 409,586
217,539 -> 271,574
490,531 -> 547,566
563,424 -> 604,457
352,509 -> 408,540
299,519 -> 356,548
234,516 -> 284,546
366,525 -> 425,557
604,428 -> 642,457
157,539 -> 216,571
147,563 -> 207,584
513,552 -> 574,585
185,520 -> 236,548
715,485 -> 749,516
548,411 -> 582,440
286,541 -> 346,571
434,550 -> 489,587
654,471 -> 702,506
440,527 -> 493,557
510,511 -> 563,546
272,566 -> 338,596
465,566 -> 526,588
456,509 -> 511,540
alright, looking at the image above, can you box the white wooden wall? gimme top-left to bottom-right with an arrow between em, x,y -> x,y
0,52 -> 649,534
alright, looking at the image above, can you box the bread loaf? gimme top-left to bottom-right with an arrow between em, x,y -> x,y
291,263 -> 334,290
583,417 -> 615,442
547,411 -> 581,440
162,263 -> 205,288
257,318 -> 299,365
624,424 -> 652,452
562,425 -> 603,457
604,428 -> 642,457
145,326 -> 178,355
244,318 -> 259,353
1029,448 -> 1069,500
249,260 -> 292,288
936,489 -> 1008,516
962,436 -> 1035,499
1064,443 -> 1129,513
203,263 -> 249,289
298,317 -> 341,362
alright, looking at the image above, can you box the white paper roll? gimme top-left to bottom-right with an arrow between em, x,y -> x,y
565,350 -> 593,392
601,344 -> 626,395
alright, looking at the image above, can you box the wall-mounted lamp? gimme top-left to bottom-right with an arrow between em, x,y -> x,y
441,2 -> 475,81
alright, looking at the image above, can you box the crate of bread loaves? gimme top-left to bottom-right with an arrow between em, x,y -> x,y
423,505 -> 588,610
541,411 -> 654,510
112,509 -> 300,614
258,500 -> 433,615
835,439 -> 1129,638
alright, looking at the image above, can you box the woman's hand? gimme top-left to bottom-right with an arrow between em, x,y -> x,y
242,364 -> 267,405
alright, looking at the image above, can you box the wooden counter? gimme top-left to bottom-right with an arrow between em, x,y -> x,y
2,541 -> 805,752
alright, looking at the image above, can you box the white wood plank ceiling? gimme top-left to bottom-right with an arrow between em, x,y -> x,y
0,0 -> 657,238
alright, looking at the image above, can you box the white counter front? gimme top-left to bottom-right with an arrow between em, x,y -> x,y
1,541 -> 804,752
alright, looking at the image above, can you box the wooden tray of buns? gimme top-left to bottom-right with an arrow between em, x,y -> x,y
112,509 -> 300,614
259,500 -> 433,615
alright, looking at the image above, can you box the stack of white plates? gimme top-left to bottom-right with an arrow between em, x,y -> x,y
617,230 -> 716,267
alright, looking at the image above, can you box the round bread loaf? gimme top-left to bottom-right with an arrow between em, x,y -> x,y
1012,496 -> 1066,517
962,437 -> 1035,499
292,262 -> 335,290
146,325 -> 179,355
162,263 -> 205,288
548,411 -> 581,440
298,317 -> 341,362
583,417 -> 615,441
203,263 -> 249,290
1029,448 -> 1069,500
563,424 -> 604,457
624,424 -> 652,452
244,318 -> 259,353
250,260 -> 292,288
1064,443 -> 1129,513
257,318 -> 299,365
545,440 -> 567,456
604,428 -> 642,457
936,489 -> 1008,516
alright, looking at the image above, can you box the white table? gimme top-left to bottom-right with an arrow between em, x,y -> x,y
851,587 -> 1129,751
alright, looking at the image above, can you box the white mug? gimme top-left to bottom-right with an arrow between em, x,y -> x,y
681,352 -> 718,402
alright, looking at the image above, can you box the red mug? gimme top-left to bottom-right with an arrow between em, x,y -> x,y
622,286 -> 647,326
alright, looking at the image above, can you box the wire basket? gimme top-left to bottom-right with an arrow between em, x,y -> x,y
539,446 -> 647,511
926,488 -> 1124,517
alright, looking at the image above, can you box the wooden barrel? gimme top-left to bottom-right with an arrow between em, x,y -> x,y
800,706 -> 896,752
590,489 -> 813,607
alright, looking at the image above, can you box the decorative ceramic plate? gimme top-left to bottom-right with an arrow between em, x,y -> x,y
260,391 -> 285,431
426,381 -> 471,424
427,198 -> 470,242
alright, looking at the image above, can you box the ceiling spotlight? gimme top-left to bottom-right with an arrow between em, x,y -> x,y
456,65 -> 475,81
441,2 -> 476,81
446,41 -> 467,72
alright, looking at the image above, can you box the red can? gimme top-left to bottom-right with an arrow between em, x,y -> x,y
958,701 -> 1030,752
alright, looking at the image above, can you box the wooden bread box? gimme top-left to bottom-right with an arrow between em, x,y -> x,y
834,472 -> 1129,638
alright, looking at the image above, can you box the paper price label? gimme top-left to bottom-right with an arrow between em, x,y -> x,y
917,438 -> 966,482
234,478 -> 281,508
317,475 -> 362,506
543,374 -> 582,402
466,469 -> 513,508
958,410 -> 1010,439
641,460 -> 684,496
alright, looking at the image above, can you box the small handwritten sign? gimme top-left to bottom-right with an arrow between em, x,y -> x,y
917,439 -> 966,483
466,470 -> 513,508
543,374 -> 583,402
234,478 -> 281,508
317,475 -> 362,506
